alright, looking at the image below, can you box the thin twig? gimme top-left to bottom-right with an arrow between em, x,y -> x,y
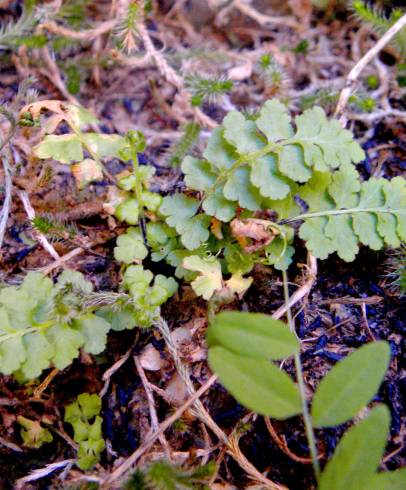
271,254 -> 317,320
335,13 -> 406,124
0,153 -> 13,250
134,355 -> 171,457
18,190 -> 60,260
104,374 -> 217,485
15,459 -> 75,489
99,346 -> 134,398
232,0 -> 300,29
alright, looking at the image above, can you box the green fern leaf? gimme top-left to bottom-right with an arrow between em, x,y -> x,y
296,167 -> 406,261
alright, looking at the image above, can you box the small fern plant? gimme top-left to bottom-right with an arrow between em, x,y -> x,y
117,99 -> 405,301
64,393 -> 105,470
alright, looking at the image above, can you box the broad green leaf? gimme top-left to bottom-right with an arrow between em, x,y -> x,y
299,172 -> 333,212
114,228 -> 148,264
389,177 -> 406,240
115,198 -> 139,225
380,177 -> 406,245
328,164 -> 360,208
0,336 -> 26,375
312,341 -> 390,427
256,99 -> 293,142
21,332 -> 55,379
142,190 -> 162,212
319,405 -> 390,490
46,324 -> 84,369
34,134 -> 83,164
209,346 -> 302,419
223,112 -> 264,154
178,214 -> 211,250
250,154 -> 290,200
160,194 -> 199,230
325,215 -> 359,262
203,127 -> 236,170
182,156 -> 217,191
82,133 -> 126,159
202,187 -> 237,222
224,167 -> 262,210
299,217 -> 335,259
224,244 -> 255,274
364,468 -> 406,490
207,311 -> 299,360
278,144 -> 312,183
123,265 -> 153,296
352,179 -> 384,250
57,270 -> 93,294
266,191 -> 300,219
183,255 -> 222,300
294,106 -> 364,171
74,314 -> 110,355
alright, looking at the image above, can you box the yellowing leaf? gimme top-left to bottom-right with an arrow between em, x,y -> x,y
182,255 -> 222,300
34,134 -> 83,164
71,158 -> 103,188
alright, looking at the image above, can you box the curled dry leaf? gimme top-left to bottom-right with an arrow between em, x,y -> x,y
139,344 -> 167,371
230,218 -> 279,253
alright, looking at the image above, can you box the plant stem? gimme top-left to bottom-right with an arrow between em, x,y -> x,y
280,207 -> 404,224
129,145 -> 147,244
282,270 -> 320,481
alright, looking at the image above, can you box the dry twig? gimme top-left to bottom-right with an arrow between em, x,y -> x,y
335,13 -> 406,124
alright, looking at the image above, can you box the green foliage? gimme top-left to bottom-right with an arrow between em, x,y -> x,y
207,311 -> 398,488
384,245 -> 406,296
351,2 -> 406,57
97,264 -> 178,329
185,74 -> 233,107
17,416 -> 53,449
64,393 -> 105,470
296,170 -> 406,261
0,10 -> 38,49
207,312 -> 302,418
318,405 -> 390,490
173,99 -> 364,225
311,341 -> 390,427
0,271 -> 110,379
125,460 -> 215,490
168,122 -> 201,167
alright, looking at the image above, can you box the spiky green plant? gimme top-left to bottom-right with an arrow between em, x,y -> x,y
351,1 -> 406,57
125,461 -> 215,490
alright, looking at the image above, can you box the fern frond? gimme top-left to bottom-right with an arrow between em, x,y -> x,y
293,167 -> 406,261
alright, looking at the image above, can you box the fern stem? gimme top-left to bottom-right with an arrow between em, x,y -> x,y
280,207 -> 405,224
282,270 -> 320,481
129,143 -> 147,244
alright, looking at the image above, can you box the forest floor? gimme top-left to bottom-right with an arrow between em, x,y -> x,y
0,1 -> 405,489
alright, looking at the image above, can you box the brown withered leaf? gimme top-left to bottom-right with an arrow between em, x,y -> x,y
230,218 -> 279,253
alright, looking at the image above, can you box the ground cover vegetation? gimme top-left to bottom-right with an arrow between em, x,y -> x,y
0,0 -> 405,489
